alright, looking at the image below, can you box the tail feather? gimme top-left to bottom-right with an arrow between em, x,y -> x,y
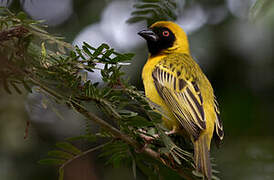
194,136 -> 212,180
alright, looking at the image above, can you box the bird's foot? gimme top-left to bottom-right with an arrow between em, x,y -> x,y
139,127 -> 177,143
139,130 -> 158,142
165,128 -> 177,136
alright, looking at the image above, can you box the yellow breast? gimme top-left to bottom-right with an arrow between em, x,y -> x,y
142,55 -> 180,130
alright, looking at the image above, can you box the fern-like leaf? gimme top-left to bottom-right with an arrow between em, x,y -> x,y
127,0 -> 182,25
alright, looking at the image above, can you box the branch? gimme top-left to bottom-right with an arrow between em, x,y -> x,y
28,77 -> 194,179
26,74 -> 160,159
60,140 -> 113,170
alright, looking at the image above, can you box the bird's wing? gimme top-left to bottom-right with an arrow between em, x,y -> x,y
214,99 -> 224,141
152,63 -> 206,140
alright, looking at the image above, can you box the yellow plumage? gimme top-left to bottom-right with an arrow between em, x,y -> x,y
139,21 -> 224,179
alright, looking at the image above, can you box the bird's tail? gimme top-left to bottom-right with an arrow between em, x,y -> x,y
194,135 -> 212,180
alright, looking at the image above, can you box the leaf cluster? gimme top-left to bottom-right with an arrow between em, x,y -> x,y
127,0 -> 183,26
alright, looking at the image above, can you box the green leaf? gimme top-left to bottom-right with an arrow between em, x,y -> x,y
48,150 -> 74,160
83,42 -> 96,51
148,111 -> 162,123
16,11 -> 27,20
56,142 -> 82,155
131,9 -> 158,16
112,53 -> 134,62
93,43 -> 109,57
126,116 -> 153,128
82,46 -> 93,57
75,45 -> 86,60
119,109 -> 138,118
38,158 -> 66,166
128,0 -> 179,24
102,48 -> 114,59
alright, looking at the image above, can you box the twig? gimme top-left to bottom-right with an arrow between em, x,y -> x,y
60,140 -> 113,169
71,101 -> 160,159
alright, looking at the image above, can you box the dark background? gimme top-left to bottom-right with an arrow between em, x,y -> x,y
0,0 -> 273,180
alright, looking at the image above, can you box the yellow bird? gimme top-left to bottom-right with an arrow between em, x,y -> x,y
138,21 -> 224,179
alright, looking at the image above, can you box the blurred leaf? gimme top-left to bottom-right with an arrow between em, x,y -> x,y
16,11 -> 27,20
127,0 -> 181,25
119,109 -> 138,117
148,111 -> 162,123
82,45 -> 93,57
100,141 -> 131,168
47,150 -> 74,160
126,115 -> 153,127
56,142 -> 82,155
38,158 -> 66,166
93,43 -> 109,57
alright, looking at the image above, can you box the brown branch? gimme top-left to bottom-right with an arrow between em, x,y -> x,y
70,101 -> 160,159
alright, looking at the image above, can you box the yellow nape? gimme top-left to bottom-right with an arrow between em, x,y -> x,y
150,21 -> 190,54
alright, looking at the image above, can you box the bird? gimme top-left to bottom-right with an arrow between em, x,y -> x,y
138,21 -> 224,179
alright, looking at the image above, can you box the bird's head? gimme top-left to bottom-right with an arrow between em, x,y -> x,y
138,21 -> 190,56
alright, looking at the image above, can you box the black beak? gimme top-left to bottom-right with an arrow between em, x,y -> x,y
138,29 -> 159,42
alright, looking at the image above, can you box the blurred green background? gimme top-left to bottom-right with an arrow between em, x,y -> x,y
0,0 -> 273,180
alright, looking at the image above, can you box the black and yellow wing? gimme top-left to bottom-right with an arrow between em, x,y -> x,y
214,100 -> 224,144
152,56 -> 206,140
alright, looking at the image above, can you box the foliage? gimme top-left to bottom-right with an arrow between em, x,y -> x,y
0,7 -> 221,180
127,0 -> 184,26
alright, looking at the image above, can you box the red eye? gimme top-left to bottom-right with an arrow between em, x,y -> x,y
162,30 -> 169,37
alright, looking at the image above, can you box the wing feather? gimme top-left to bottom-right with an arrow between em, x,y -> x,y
152,66 -> 206,140
214,99 -> 224,141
